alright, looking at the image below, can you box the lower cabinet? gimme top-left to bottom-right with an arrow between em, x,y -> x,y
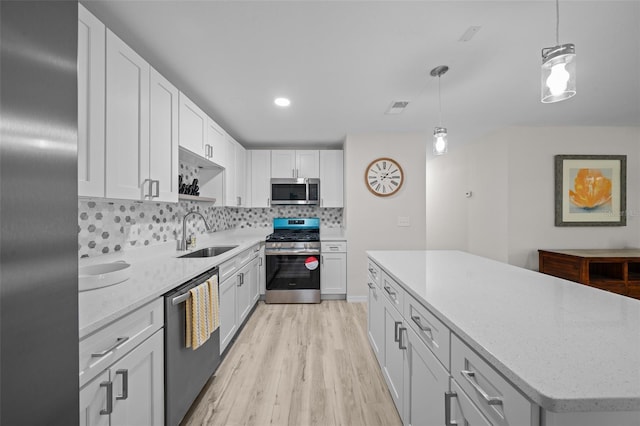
382,295 -> 406,420
80,330 -> 164,426
367,279 -> 384,367
219,269 -> 239,353
320,241 -> 347,296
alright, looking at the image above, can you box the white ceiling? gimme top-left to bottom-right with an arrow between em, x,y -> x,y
82,1 -> 640,151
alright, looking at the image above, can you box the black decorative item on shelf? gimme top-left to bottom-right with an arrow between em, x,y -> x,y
178,174 -> 199,196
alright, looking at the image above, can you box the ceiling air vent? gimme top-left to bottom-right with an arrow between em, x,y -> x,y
385,100 -> 410,114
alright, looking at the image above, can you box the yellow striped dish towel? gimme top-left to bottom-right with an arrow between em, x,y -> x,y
185,281 -> 212,350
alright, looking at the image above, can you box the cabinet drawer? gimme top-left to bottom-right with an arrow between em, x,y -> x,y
321,241 -> 346,253
367,258 -> 381,287
236,246 -> 258,267
451,334 -> 536,426
79,298 -> 163,387
449,378 -> 492,426
404,296 -> 450,370
219,257 -> 237,282
381,271 -> 404,315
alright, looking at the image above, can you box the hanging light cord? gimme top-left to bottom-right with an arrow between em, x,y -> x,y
438,76 -> 443,127
555,0 -> 560,45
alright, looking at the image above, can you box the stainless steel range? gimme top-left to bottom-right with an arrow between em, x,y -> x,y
265,218 -> 321,303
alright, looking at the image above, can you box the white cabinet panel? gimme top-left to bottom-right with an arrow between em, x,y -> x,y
105,29 -> 150,200
382,295 -> 405,421
178,92 -> 207,158
320,252 -> 346,295
235,143 -> 246,207
78,5 -> 105,198
236,261 -> 252,325
258,245 -> 266,296
248,150 -> 271,207
449,379 -> 493,426
296,150 -> 320,178
110,331 -> 164,426
223,136 -> 236,206
367,279 -> 384,367
219,272 -> 238,353
207,118 -> 227,167
79,370 -> 110,426
319,150 -> 343,207
149,68 -> 178,202
271,150 -> 296,178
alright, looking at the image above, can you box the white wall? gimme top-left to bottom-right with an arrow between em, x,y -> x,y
426,126 -> 640,269
345,133 -> 427,299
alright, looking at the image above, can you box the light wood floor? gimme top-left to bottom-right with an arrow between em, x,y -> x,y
182,301 -> 401,426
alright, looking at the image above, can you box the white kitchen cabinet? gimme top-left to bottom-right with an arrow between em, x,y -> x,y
79,370 -> 110,426
223,136 -> 236,206
382,294 -> 406,422
105,29 -> 150,200
248,150 -> 271,207
178,92 -> 208,160
78,4 -> 105,198
404,326 -> 449,426
237,257 -> 259,324
271,150 -> 319,178
448,379 -> 493,426
320,241 -> 347,295
149,68 -> 179,202
258,245 -> 266,296
367,277 -> 384,367
250,254 -> 261,305
319,150 -> 343,207
219,269 -> 239,353
206,118 -> 227,167
235,142 -> 247,207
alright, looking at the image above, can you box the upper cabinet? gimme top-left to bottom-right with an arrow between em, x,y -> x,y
235,143 -> 247,207
271,150 -> 319,178
178,93 -> 207,159
247,150 -> 271,208
105,29 -> 151,200
207,118 -> 227,168
320,150 -> 343,208
78,5 -> 105,198
149,68 -> 179,202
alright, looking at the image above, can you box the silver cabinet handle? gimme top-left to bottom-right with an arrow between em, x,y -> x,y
99,381 -> 113,415
384,286 -> 396,299
398,327 -> 407,350
237,275 -> 242,287
267,197 -> 270,206
240,272 -> 245,285
237,196 -> 241,206
368,267 -> 378,277
394,321 -> 402,342
115,369 -> 128,400
153,180 -> 160,198
460,370 -> 503,406
411,315 -> 432,333
367,282 -> 375,289
444,391 -> 458,426
91,336 -> 129,357
321,255 -> 324,266
292,169 -> 295,178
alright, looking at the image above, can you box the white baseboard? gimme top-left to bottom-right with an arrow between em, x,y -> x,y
347,295 -> 367,303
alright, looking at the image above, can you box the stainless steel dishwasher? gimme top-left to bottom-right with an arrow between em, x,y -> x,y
164,267 -> 220,426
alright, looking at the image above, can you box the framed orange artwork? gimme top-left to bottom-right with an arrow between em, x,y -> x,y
555,155 -> 627,226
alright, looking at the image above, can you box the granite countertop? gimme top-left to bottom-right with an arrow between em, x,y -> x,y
367,250 -> 640,413
78,228 -> 270,339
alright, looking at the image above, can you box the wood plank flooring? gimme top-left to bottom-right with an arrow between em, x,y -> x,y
182,301 -> 401,426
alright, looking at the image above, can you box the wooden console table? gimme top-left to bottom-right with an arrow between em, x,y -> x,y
538,249 -> 640,299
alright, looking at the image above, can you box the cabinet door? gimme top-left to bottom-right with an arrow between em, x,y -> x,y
78,5 -> 105,198
249,256 -> 260,305
249,150 -> 271,207
367,281 -> 384,367
149,68 -> 178,202
271,150 -> 296,178
382,296 -> 405,420
235,143 -> 246,206
449,379 -> 493,426
105,29 -> 150,200
296,150 -> 320,178
110,331 -> 164,426
237,262 -> 252,325
404,326 -> 449,426
79,370 -> 111,426
319,150 -> 343,207
223,136 -> 237,206
207,118 -> 227,167
178,92 -> 207,158
219,273 -> 238,353
320,253 -> 346,294
258,246 -> 266,296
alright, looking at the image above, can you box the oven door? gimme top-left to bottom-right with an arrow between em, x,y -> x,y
266,252 -> 320,290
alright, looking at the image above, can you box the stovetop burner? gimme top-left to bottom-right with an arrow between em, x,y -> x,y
266,217 -> 320,243
266,231 -> 319,242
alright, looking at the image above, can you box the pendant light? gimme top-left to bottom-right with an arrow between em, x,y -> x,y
541,0 -> 575,103
430,65 -> 449,155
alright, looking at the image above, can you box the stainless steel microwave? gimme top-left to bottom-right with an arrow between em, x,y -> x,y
270,178 -> 320,205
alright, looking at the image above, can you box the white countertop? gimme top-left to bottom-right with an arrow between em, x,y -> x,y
320,227 -> 346,240
367,250 -> 640,413
79,229 -> 270,338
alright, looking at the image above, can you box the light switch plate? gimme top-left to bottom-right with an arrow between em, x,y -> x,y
397,216 -> 410,227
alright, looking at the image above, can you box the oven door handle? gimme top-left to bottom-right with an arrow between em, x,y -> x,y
265,249 -> 320,256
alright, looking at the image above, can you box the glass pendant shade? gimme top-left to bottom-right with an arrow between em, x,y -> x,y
433,127 -> 448,155
541,43 -> 576,103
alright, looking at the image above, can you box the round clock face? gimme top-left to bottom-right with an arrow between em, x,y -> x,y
365,157 -> 404,197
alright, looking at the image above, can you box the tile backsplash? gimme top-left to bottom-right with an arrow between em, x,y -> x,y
78,200 -> 343,258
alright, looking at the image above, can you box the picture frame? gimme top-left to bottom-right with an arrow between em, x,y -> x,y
555,154 -> 626,226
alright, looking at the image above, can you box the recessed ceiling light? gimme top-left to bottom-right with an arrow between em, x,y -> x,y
274,97 -> 291,107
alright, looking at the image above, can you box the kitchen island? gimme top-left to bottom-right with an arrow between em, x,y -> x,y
367,250 -> 640,426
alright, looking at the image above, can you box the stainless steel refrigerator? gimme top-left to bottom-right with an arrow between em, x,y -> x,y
1,1 -> 79,424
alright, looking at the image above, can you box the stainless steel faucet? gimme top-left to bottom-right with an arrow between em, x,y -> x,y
178,210 -> 211,251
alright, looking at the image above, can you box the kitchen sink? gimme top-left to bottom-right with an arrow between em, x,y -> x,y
178,245 -> 238,258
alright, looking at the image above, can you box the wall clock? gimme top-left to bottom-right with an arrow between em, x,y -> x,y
364,157 -> 404,197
